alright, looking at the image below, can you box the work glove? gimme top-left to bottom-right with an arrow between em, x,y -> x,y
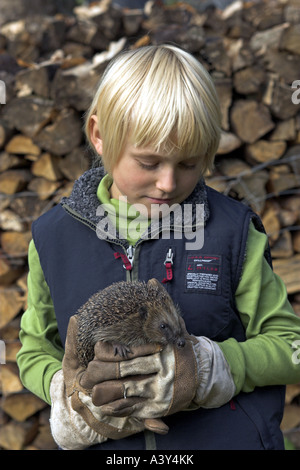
50,368 -> 148,449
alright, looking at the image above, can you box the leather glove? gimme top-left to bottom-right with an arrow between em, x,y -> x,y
61,315 -> 169,440
50,369 -> 146,450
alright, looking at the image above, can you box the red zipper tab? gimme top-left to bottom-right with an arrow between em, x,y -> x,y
114,252 -> 132,271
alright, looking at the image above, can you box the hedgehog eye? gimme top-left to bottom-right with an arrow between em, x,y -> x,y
160,323 -> 166,330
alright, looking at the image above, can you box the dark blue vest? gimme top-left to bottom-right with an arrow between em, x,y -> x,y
32,183 -> 285,450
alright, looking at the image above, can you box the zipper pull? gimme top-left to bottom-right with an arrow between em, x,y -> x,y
164,248 -> 173,266
162,248 -> 173,284
126,245 -> 135,266
114,245 -> 135,271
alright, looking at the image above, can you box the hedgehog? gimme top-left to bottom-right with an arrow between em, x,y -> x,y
76,278 -> 186,367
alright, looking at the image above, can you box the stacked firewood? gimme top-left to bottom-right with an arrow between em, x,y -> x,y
0,0 -> 300,450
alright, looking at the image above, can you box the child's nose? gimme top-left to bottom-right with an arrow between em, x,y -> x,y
156,168 -> 176,194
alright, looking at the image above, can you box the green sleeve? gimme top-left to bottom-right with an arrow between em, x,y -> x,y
16,240 -> 64,405
218,221 -> 300,394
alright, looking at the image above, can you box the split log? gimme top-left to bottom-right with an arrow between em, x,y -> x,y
0,208 -> 27,232
262,49 -> 300,84
5,135 -> 41,156
1,231 -> 32,258
280,23 -> 300,55
33,109 -> 83,155
28,177 -> 61,201
0,169 -> 31,194
233,65 -> 266,95
2,96 -> 55,137
4,341 -> 22,362
0,258 -> 24,285
267,81 -> 300,120
1,392 -> 47,422
262,203 -> 281,244
230,100 -> 275,144
246,140 -> 287,163
270,118 -> 297,142
30,425 -> 57,450
214,78 -> 232,131
15,63 -> 59,99
0,364 -> 24,395
268,164 -> 300,194
0,419 -> 39,450
58,147 -> 90,181
31,152 -> 62,181
271,231 -> 294,259
0,287 -> 24,329
9,195 -> 49,223
216,131 -> 242,155
0,151 -> 24,172
273,254 -> 300,294
249,22 -> 289,55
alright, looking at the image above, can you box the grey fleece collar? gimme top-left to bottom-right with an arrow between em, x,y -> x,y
60,166 -> 210,238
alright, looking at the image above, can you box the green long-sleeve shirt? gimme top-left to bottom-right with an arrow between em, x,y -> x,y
17,177 -> 300,404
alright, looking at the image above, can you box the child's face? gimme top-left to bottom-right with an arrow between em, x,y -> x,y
110,141 -> 203,217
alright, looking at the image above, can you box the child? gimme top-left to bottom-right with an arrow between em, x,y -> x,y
17,44 -> 300,450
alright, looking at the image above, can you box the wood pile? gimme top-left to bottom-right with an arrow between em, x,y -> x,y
0,0 -> 300,450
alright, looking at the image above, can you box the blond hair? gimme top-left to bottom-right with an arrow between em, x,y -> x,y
85,44 -> 221,175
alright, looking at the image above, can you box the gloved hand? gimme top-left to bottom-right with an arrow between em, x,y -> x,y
50,368 -> 147,450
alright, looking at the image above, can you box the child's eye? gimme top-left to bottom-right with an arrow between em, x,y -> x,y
180,162 -> 197,170
138,162 -> 158,170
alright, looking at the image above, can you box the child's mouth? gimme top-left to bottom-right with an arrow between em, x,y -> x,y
146,197 -> 172,204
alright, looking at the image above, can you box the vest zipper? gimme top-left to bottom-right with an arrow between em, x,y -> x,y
62,202 -> 152,285
164,247 -> 173,265
126,245 -> 135,266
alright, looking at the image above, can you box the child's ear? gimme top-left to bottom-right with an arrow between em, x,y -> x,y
89,115 -> 103,155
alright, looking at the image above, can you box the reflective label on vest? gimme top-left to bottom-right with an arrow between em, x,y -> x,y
185,254 -> 222,294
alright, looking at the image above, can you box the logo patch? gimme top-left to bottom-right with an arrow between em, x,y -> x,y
185,254 -> 221,294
